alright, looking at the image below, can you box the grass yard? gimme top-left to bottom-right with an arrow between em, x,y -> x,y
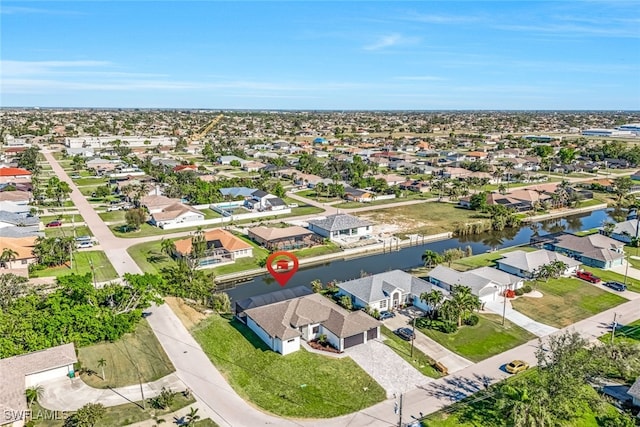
450,246 -> 536,271
584,263 -> 640,293
511,277 -> 627,328
45,225 -> 93,238
574,228 -> 600,237
417,313 -> 536,363
29,250 -> 119,282
599,319 -> 640,345
291,242 -> 341,259
334,193 -> 433,209
577,198 -> 607,208
193,314 -> 385,418
200,208 -> 222,219
111,222 -> 207,238
40,214 -> 85,224
31,394 -> 195,426
72,177 -> 108,186
380,326 -> 442,379
78,320 -> 175,388
357,202 -> 489,236
98,210 -> 126,223
127,240 -> 177,274
296,189 -> 343,203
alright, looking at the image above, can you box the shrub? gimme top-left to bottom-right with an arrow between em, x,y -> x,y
522,284 -> 532,293
440,322 -> 458,334
514,288 -> 525,296
464,314 -> 479,326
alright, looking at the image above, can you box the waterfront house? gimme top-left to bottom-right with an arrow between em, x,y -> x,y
534,233 -> 624,269
307,214 -> 372,242
427,265 -> 523,302
173,229 -> 253,267
496,249 -> 581,279
606,219 -> 640,244
248,225 -> 323,251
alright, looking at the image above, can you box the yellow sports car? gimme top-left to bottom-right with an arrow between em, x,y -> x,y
506,360 -> 529,374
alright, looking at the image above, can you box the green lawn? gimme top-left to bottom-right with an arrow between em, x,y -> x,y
450,246 -> 536,271
593,257 -> 640,293
30,250 -> 118,282
574,228 -> 600,237
111,222 -> 203,238
98,210 -> 126,223
45,225 -> 93,238
211,236 -> 269,275
417,313 -> 536,362
380,326 -> 442,379
72,177 -> 108,186
358,202 -> 490,236
296,189 -> 343,202
511,277 -> 627,328
200,208 -> 222,219
127,240 -> 177,275
291,242 -> 341,259
193,314 -> 386,418
31,394 -> 194,426
599,319 -> 640,345
78,320 -> 175,388
40,214 -> 85,224
577,198 -> 607,208
334,193 -> 434,209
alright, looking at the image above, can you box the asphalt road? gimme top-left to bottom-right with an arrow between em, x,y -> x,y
42,152 -> 640,427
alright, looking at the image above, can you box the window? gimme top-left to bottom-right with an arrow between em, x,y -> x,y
21,260 -> 28,265
312,326 -> 320,334
380,300 -> 387,309
287,339 -> 295,343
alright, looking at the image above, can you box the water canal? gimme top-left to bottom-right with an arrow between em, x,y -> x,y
226,208 -> 624,302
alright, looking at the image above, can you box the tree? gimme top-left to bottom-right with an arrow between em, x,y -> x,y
33,236 -> 74,267
125,208 -> 147,231
450,285 -> 481,327
25,385 -> 44,408
94,185 -> 111,199
230,159 -> 241,167
211,292 -> 231,313
189,228 -> 207,263
97,358 -> 107,381
442,248 -> 464,267
0,273 -> 28,309
315,182 -> 326,199
612,176 -> 634,203
469,192 -> 488,211
420,289 -> 444,318
185,407 -> 201,426
421,250 -> 442,268
65,402 -> 105,427
160,238 -> 175,258
0,248 -> 18,268
311,279 -> 323,293
339,295 -> 353,310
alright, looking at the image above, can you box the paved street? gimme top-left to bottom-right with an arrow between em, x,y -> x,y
484,294 -> 559,337
41,151 -> 640,427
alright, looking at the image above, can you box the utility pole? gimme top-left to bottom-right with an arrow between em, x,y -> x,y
502,288 -> 507,326
611,313 -> 620,345
410,316 -> 416,357
398,393 -> 403,427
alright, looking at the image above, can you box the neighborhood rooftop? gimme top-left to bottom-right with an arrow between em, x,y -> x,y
307,213 -> 372,231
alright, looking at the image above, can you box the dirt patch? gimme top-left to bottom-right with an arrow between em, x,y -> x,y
165,296 -> 208,330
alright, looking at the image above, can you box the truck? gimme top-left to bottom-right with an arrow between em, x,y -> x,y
576,270 -> 601,284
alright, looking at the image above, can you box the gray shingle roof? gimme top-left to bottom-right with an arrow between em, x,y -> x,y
0,211 -> 39,227
0,225 -> 43,238
307,214 -> 371,232
553,234 -> 624,263
337,270 -> 442,304
628,377 -> 640,399
428,265 -> 522,296
497,249 -> 581,272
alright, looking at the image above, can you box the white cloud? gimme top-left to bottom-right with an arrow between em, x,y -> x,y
1,60 -> 112,76
363,34 -> 420,51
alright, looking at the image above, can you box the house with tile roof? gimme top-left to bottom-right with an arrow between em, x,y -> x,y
0,236 -> 37,270
173,229 -> 253,267
427,265 -> 523,302
495,249 -> 581,279
0,343 -> 76,427
248,225 -> 322,251
307,214 -> 372,242
336,270 -> 447,313
0,166 -> 31,185
244,292 -> 380,355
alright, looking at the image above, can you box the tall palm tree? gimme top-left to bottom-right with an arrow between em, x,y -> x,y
421,250 -> 442,268
0,248 -> 18,268
450,285 -> 481,327
420,289 -> 444,318
25,385 -> 44,408
185,407 -> 201,426
97,358 -> 107,380
160,238 -> 176,259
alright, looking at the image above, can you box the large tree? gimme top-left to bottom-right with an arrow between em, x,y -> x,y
421,250 -> 443,268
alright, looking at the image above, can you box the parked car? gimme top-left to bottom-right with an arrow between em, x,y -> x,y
76,241 -> 94,249
45,220 -> 62,227
603,281 -> 626,292
506,360 -> 530,374
394,327 -> 415,341
576,271 -> 601,283
75,235 -> 92,242
379,311 -> 396,320
106,205 -> 122,212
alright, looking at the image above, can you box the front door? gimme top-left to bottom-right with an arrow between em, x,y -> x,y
392,292 -> 400,308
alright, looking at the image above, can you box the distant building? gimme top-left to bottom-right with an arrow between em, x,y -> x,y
173,229 -> 253,267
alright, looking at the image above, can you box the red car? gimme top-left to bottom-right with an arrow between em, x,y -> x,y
45,220 -> 63,227
576,271 -> 601,284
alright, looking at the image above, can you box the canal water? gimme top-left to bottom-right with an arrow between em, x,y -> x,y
226,208 -> 623,302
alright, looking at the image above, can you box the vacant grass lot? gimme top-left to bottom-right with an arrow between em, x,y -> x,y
381,326 -> 442,379
582,264 -> 640,293
417,313 -> 536,363
599,319 -> 640,345
98,210 -> 126,223
78,320 -> 175,388
357,202 -> 489,236
193,315 -> 385,418
511,278 -> 627,328
44,225 -> 92,238
40,214 -> 85,224
30,250 -> 118,282
73,177 -> 108,186
450,246 -> 536,271
333,193 -> 433,209
31,395 -> 195,426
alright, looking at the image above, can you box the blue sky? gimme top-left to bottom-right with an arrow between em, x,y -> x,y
1,1 -> 639,110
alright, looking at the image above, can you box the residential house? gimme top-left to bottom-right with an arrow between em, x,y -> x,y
0,236 -> 37,269
0,167 -> 31,185
495,249 -> 581,279
218,155 -> 246,165
248,225 -> 323,251
0,343 -> 77,427
535,233 -> 624,269
307,214 -> 372,242
140,195 -> 180,213
292,172 -> 324,188
343,187 -> 375,203
173,164 -> 198,173
627,377 -> 640,406
427,265 -> 523,302
242,161 -> 267,172
399,180 -> 430,193
0,211 -> 39,229
337,270 -> 447,312
607,219 -> 640,244
173,229 -> 253,267
86,158 -> 120,174
149,203 -> 204,228
243,292 -> 380,355
0,191 -> 32,214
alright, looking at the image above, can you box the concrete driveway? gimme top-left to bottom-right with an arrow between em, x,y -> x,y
345,339 -> 432,398
483,296 -> 559,337
383,309 -> 473,374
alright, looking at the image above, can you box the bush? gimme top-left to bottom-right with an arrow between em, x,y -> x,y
514,288 -> 525,296
464,314 -> 479,326
440,322 -> 458,334
522,284 -> 532,293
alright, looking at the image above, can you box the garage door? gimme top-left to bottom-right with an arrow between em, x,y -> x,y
343,333 -> 365,349
367,327 -> 378,340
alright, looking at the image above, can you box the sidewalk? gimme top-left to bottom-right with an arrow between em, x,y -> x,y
39,373 -> 185,411
483,294 -> 559,337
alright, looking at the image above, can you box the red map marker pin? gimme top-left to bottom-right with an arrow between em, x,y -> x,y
266,251 -> 299,287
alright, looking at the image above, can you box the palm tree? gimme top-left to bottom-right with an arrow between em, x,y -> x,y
421,250 -> 442,268
97,358 -> 107,381
420,289 -> 444,318
450,285 -> 481,327
160,238 -> 175,259
185,407 -> 201,426
25,385 -> 44,408
0,248 -> 18,268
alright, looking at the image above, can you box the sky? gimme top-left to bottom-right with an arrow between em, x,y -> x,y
1,1 -> 639,110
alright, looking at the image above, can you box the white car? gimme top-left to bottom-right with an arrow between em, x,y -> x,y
76,241 -> 94,249
106,205 -> 122,212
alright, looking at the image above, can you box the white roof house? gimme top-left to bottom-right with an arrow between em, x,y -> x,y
495,249 -> 581,279
428,265 -> 523,302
